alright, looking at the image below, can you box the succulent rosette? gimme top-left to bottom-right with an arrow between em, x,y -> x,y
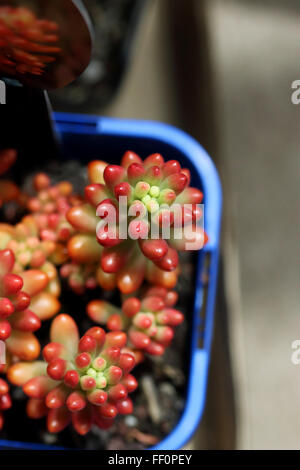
87,286 -> 183,356
0,216 -> 56,272
66,153 -> 206,294
0,249 -> 61,360
8,314 -> 138,435
0,217 -> 61,306
0,378 -> 12,430
0,6 -> 61,77
27,173 -> 82,245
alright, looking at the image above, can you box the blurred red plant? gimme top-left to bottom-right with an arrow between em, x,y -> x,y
0,149 -> 21,207
0,377 -> 11,430
0,6 -> 61,77
27,173 -> 82,244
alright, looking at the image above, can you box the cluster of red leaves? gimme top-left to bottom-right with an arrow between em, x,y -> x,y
87,287 -> 183,357
0,150 -> 206,437
65,152 -> 206,294
27,173 -> 82,244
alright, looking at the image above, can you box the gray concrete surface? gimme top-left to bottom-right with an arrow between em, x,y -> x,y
208,0 -> 300,449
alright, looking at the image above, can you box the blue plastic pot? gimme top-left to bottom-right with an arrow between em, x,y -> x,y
0,113 -> 222,450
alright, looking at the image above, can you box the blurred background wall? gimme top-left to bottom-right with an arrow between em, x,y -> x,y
207,0 -> 300,449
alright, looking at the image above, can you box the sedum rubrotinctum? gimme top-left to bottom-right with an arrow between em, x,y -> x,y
87,286 -> 183,357
66,151 -> 206,295
0,248 -> 61,361
0,149 -> 207,440
8,314 -> 137,435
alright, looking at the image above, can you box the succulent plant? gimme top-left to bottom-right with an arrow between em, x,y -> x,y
27,173 -> 82,244
0,6 -> 61,77
0,150 -> 198,439
0,378 -> 11,430
0,218 -> 56,272
8,314 -> 138,435
90,152 -> 204,251
87,287 -> 183,356
0,248 -> 61,361
0,215 -> 62,299
0,249 -> 39,358
66,153 -> 206,294
0,217 -> 61,299
0,249 -> 30,339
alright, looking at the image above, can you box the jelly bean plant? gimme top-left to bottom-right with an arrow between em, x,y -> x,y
0,149 -> 206,444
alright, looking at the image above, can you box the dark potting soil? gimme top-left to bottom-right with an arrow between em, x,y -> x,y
0,161 -> 198,450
